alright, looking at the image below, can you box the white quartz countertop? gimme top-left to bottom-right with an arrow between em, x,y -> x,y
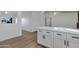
38,27 -> 79,34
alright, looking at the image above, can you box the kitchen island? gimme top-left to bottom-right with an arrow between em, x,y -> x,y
37,27 -> 79,48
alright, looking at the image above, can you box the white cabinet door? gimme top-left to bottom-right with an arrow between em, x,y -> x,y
37,29 -> 53,47
68,40 -> 79,48
54,39 -> 66,48
45,30 -> 54,47
37,29 -> 45,46
67,34 -> 79,48
54,32 -> 66,48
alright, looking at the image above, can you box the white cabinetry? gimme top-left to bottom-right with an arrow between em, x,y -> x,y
37,27 -> 79,48
67,34 -> 79,48
54,39 -> 66,48
54,32 -> 79,48
37,29 -> 53,47
54,32 -> 66,48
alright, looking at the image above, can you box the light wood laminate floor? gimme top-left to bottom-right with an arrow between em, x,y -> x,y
0,31 -> 44,48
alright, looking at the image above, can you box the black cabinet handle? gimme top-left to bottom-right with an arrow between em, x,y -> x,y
72,36 -> 79,39
42,35 -> 45,39
67,41 -> 69,46
46,32 -> 50,33
64,40 -> 66,46
56,34 -> 62,36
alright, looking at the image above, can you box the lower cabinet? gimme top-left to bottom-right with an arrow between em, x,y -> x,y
67,40 -> 79,48
54,33 -> 79,48
37,29 -> 53,47
37,29 -> 79,48
67,34 -> 79,48
54,39 -> 66,48
54,32 -> 67,48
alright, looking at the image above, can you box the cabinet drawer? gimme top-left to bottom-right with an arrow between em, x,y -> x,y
38,29 -> 46,33
37,29 -> 53,47
54,32 -> 66,40
38,29 -> 53,34
39,29 -> 53,39
67,34 -> 79,41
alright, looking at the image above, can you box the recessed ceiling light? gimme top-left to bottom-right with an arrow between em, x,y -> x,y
54,12 -> 57,15
5,11 -> 8,14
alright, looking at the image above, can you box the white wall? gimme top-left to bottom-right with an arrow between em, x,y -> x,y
22,11 -> 45,32
21,11 -> 32,32
21,11 -> 78,32
45,11 -> 78,29
0,11 -> 22,41
31,11 -> 45,31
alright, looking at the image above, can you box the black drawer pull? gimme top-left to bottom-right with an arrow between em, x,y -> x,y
72,36 -> 79,39
42,35 -> 45,39
56,34 -> 62,36
46,32 -> 50,33
64,40 -> 66,46
67,41 -> 69,46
